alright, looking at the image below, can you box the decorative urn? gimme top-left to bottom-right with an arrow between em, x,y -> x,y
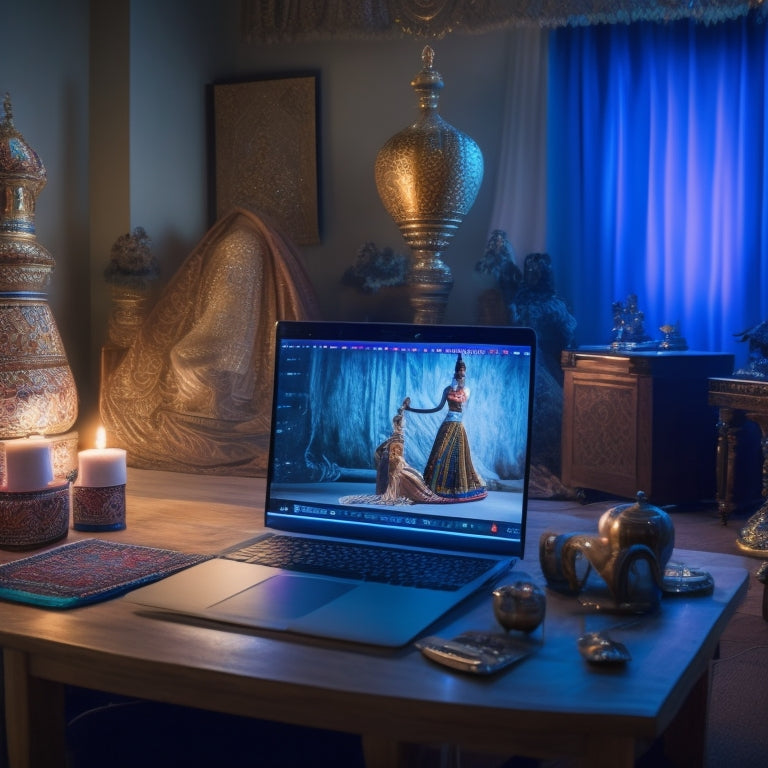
374,46 -> 484,324
0,93 -> 78,439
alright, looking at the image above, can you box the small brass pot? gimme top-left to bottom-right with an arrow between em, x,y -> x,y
492,580 -> 546,633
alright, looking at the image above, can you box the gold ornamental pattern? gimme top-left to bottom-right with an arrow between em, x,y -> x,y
0,241 -> 54,292
571,383 -> 636,474
375,118 -> 484,248
0,302 -> 78,437
0,94 -> 79,440
213,77 -> 319,246
0,303 -> 68,360
0,367 -> 78,438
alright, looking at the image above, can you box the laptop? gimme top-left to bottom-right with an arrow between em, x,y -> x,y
126,321 -> 536,647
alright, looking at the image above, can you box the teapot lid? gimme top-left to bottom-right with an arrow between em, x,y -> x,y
606,491 -> 661,515
599,491 -> 672,536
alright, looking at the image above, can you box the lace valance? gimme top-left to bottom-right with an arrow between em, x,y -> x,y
242,0 -> 766,42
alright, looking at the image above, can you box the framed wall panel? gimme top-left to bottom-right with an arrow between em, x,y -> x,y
212,75 -> 320,245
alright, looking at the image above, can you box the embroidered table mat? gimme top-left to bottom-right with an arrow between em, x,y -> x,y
0,539 -> 212,608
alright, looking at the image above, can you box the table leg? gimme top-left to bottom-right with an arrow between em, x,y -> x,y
3,649 -> 66,768
361,736 -> 418,768
4,649 -> 30,768
582,735 -> 634,767
715,407 -> 740,524
660,669 -> 708,767
361,738 -> 465,768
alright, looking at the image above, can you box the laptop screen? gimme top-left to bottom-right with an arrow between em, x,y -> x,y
265,321 -> 536,558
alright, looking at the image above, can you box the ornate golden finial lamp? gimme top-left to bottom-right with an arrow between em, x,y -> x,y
375,46 -> 484,323
0,93 -> 78,478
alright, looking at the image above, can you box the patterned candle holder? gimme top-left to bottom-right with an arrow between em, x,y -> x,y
0,481 -> 70,550
72,484 -> 126,531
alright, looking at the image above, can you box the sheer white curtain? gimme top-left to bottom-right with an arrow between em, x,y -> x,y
489,28 -> 549,260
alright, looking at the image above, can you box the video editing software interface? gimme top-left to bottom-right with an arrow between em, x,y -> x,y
266,326 -> 535,556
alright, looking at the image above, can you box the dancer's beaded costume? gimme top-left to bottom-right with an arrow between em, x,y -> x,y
406,355 -> 486,502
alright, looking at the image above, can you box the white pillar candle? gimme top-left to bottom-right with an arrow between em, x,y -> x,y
76,448 -> 127,488
2,438 -> 54,492
76,427 -> 127,488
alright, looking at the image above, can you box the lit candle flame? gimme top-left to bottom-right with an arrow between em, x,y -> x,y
95,426 -> 107,450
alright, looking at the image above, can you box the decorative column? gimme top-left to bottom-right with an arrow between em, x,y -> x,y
375,46 -> 484,324
0,94 -> 78,480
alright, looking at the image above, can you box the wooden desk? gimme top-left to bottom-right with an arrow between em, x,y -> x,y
561,349 -> 733,504
1,469 -> 748,768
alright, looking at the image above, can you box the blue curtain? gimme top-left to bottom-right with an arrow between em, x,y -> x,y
547,14 -> 768,367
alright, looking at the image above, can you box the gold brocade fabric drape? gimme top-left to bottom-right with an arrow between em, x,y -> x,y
100,207 -> 319,476
241,0 -> 763,42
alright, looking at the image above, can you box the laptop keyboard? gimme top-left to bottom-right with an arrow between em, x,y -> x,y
222,535 -> 500,592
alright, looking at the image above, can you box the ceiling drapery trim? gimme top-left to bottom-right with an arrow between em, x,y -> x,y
242,0 -> 766,42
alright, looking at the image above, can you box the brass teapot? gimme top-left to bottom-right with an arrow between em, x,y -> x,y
540,492 -> 674,612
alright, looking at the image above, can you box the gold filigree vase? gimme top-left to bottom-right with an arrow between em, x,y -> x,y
374,46 -> 484,324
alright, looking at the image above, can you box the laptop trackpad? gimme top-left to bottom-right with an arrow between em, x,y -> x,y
209,573 -> 356,621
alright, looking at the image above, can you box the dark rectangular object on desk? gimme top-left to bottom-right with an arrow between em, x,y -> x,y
561,349 -> 734,504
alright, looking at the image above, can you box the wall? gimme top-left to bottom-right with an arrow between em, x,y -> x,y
227,29 -> 512,324
120,0 -> 516,327
86,0 -> 233,437
3,1 -> 533,435
127,0 -> 233,266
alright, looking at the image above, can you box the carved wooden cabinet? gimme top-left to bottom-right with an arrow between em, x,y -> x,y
561,349 -> 734,504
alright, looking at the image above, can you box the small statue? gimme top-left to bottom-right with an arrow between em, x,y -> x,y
610,293 -> 651,348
